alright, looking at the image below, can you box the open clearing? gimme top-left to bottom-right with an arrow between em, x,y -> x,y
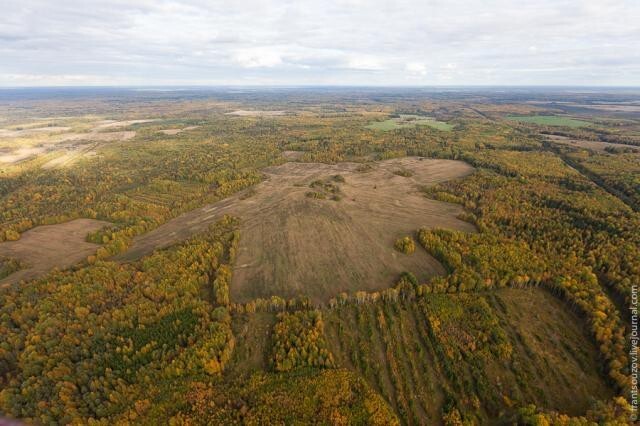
569,103 -> 640,112
366,114 -> 453,132
507,115 -> 592,128
225,110 -> 287,116
118,157 -> 475,303
0,115 -> 141,169
0,127 -> 136,169
0,147 -> 46,163
55,130 -> 136,143
525,101 -> 640,112
324,287 -> 612,420
37,130 -> 135,169
159,126 -> 200,135
40,130 -> 136,169
545,134 -> 640,152
41,147 -> 98,169
0,126 -> 72,138
0,218 -> 111,286
95,119 -> 158,129
487,288 -> 613,413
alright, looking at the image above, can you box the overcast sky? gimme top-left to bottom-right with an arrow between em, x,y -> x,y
1,0 -> 639,87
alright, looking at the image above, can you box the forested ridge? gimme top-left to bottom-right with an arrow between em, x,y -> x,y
0,93 -> 638,424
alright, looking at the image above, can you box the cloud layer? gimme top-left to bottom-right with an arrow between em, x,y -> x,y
1,0 -> 639,86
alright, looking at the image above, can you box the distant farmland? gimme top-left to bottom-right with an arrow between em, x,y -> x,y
366,114 -> 453,131
506,115 -> 591,128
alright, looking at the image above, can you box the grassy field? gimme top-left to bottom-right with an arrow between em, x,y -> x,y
366,114 -> 453,132
117,157 -> 475,303
506,115 -> 592,128
0,218 -> 110,285
324,288 -> 613,424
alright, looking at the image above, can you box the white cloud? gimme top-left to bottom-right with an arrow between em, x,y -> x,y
0,73 -> 109,84
405,62 -> 427,76
346,55 -> 385,71
233,48 -> 283,68
0,0 -> 638,86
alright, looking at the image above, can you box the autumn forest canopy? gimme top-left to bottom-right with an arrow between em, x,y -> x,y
0,86 -> 639,424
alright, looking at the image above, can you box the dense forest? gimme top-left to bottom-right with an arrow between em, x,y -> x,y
0,88 -> 638,424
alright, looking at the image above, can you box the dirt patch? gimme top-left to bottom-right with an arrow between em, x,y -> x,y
0,126 -> 71,138
226,110 -> 286,117
41,153 -> 76,169
159,128 -> 182,135
545,134 -> 640,153
118,157 -> 475,303
159,126 -> 200,135
0,218 -> 110,286
282,150 -> 305,160
160,126 -> 200,136
0,131 -> 135,168
39,131 -> 135,169
95,119 -> 158,129
0,147 -> 46,163
55,130 -> 136,143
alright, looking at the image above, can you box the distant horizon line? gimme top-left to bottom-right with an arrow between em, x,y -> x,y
1,84 -> 640,90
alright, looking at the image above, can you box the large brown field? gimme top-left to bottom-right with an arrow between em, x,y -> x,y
119,157 -> 475,303
0,218 -> 110,286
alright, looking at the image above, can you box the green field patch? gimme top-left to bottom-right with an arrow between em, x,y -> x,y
506,115 -> 591,128
366,114 -> 453,132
